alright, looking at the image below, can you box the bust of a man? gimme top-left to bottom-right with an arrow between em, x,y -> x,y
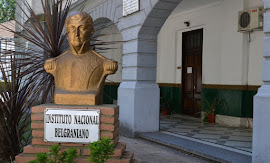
44,11 -> 118,105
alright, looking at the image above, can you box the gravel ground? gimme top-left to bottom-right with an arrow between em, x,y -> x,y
119,136 -> 217,163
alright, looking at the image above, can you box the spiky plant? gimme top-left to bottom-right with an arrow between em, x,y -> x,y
12,0 -> 73,104
0,54 -> 33,161
0,0 -> 74,161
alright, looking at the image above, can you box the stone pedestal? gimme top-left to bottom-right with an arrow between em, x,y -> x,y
118,81 -> 160,138
15,104 -> 134,163
54,92 -> 103,105
252,86 -> 270,162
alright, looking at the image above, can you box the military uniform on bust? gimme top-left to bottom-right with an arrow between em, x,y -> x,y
44,11 -> 118,105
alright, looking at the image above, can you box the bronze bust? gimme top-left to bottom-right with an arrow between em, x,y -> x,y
44,11 -> 118,105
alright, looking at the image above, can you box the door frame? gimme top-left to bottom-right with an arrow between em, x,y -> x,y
177,26 -> 204,116
176,25 -> 205,84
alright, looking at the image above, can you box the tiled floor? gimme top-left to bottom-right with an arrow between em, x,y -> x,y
160,114 -> 253,153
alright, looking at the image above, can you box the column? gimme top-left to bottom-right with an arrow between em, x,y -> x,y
118,31 -> 160,138
252,1 -> 270,162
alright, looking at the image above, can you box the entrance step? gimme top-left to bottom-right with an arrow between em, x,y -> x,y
139,132 -> 251,163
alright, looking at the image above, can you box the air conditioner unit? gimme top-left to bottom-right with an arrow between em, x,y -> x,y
238,8 -> 264,32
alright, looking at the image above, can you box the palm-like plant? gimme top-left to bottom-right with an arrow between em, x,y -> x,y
204,97 -> 227,115
12,0 -> 73,104
0,0 -> 73,161
203,97 -> 227,123
0,56 -> 34,161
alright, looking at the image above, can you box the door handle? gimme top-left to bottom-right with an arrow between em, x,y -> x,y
193,85 -> 196,90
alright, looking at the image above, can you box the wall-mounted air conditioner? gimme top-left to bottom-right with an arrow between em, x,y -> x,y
238,8 -> 264,32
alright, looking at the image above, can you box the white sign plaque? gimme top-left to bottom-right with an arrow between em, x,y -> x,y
44,109 -> 100,144
187,67 -> 193,74
123,0 -> 140,16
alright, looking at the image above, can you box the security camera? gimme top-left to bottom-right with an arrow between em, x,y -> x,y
184,21 -> 190,27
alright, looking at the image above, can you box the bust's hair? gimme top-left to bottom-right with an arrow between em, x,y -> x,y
65,11 -> 94,30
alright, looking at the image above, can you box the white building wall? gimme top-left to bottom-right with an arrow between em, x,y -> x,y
96,24 -> 123,83
157,0 -> 264,86
248,31 -> 264,85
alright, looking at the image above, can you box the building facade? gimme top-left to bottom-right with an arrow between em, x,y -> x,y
71,0 -> 263,132
16,0 -> 270,161
17,0 -> 264,134
76,0 -> 270,162
157,0 -> 263,128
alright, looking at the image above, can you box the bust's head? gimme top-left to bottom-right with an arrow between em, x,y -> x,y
65,11 -> 94,50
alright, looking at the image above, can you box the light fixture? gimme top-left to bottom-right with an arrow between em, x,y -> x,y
184,21 -> 190,27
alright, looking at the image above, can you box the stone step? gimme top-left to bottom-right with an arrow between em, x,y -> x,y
70,151 -> 134,163
23,145 -> 82,154
107,151 -> 134,163
22,142 -> 126,157
16,142 -> 129,163
16,151 -> 134,163
140,132 -> 252,163
15,154 -> 35,163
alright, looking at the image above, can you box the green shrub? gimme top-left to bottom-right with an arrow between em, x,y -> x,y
88,137 -> 115,163
27,144 -> 78,163
27,137 -> 115,163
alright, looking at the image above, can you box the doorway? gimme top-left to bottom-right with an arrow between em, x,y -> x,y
182,29 -> 203,116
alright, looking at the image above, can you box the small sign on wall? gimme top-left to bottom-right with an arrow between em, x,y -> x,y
123,0 -> 140,16
44,109 -> 100,144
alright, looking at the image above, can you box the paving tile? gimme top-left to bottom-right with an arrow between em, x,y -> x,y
182,122 -> 201,126
160,122 -> 178,125
198,130 -> 225,135
201,139 -> 218,143
160,115 -> 253,153
190,129 -> 200,133
160,122 -> 175,125
236,147 -> 253,152
197,126 -> 206,129
235,128 -> 252,132
224,141 -> 252,148
192,134 -> 221,139
224,131 -> 233,135
165,128 -> 193,133
216,140 -> 226,145
229,136 -> 252,142
201,127 -> 227,131
231,132 -> 252,137
165,119 -> 183,123
219,136 -> 230,139
160,124 -> 171,127
174,125 -> 198,129
185,133 -> 195,137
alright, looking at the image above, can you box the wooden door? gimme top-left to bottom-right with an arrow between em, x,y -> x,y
182,29 -> 203,116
